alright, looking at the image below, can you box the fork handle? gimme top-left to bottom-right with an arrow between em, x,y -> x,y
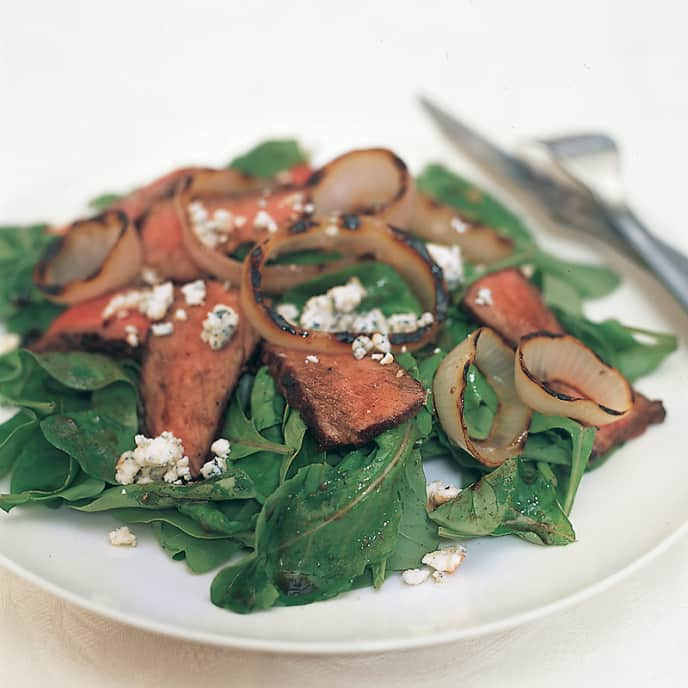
605,205 -> 688,312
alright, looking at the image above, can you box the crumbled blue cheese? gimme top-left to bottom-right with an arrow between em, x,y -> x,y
474,287 -> 493,306
124,325 -> 139,348
451,216 -> 470,234
352,335 -> 373,360
329,277 -> 366,313
276,303 -> 300,324
426,480 -> 461,510
115,431 -> 191,485
379,352 -> 394,365
422,546 -> 467,574
151,321 -> 174,337
371,332 -> 391,354
351,308 -> 387,334
174,308 -> 188,321
181,279 -> 206,306
109,526 -> 137,547
253,209 -> 278,233
427,244 -> 463,290
189,201 -> 234,248
300,294 -> 336,331
401,568 -> 431,585
140,266 -> 163,285
305,354 -> 319,364
200,438 -> 231,479
200,304 -> 239,350
103,281 -> 173,322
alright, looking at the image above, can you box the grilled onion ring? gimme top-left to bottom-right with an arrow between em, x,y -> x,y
240,215 -> 448,353
34,210 -> 143,305
515,332 -> 633,425
306,148 -> 415,226
176,169 -> 355,293
433,327 -> 531,467
409,192 -> 513,263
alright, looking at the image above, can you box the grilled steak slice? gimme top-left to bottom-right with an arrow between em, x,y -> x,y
463,268 -> 563,346
141,282 -> 258,475
139,199 -> 202,282
263,345 -> 425,448
32,291 -> 150,355
592,392 -> 666,457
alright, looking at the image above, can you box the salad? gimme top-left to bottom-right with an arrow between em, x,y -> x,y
0,140 -> 677,614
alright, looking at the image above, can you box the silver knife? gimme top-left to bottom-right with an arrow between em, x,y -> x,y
419,96 -> 688,312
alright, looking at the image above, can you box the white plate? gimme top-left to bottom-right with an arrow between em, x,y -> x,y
1,138 -> 687,655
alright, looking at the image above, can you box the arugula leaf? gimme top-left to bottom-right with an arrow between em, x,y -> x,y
430,457 -> 575,546
553,308 -> 677,382
386,449 -> 439,570
0,225 -> 65,338
177,500 -> 258,538
211,422 -> 417,612
249,367 -> 285,432
521,414 -> 595,514
280,262 -> 422,316
533,252 -> 620,300
222,397 -> 292,459
228,139 -> 307,178
153,522 -> 243,574
73,469 -> 255,512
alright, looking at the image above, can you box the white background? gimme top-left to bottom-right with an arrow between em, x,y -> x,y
1,0 -> 687,685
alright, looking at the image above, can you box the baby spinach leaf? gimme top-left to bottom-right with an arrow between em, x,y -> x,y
40,411 -> 134,484
0,225 -> 65,338
31,351 -> 135,391
87,192 -> 125,212
228,139 -> 307,178
0,409 -> 39,479
0,471 -> 104,512
553,308 -> 677,382
386,449 -> 439,571
10,431 -> 74,494
416,165 -> 532,247
153,522 -> 243,574
521,414 -> 595,514
463,364 -> 498,440
92,382 -> 138,431
430,457 -> 575,545
74,469 -> 256,512
533,252 -> 620,300
249,367 -> 285,432
539,271 -> 583,315
177,501 -> 258,538
212,422 -> 417,612
437,304 -> 478,351
279,409 -> 308,483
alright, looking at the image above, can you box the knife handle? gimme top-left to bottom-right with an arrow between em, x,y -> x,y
605,205 -> 688,312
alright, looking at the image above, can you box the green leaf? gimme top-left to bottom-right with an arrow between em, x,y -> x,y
152,522 -> 243,574
539,271 -> 583,315
10,431 -> 74,494
279,409 -> 308,483
222,397 -> 291,460
74,469 -> 256,511
92,383 -> 139,431
31,351 -> 135,391
0,471 -> 104,512
430,457 -> 575,546
87,192 -> 125,212
211,422 -> 417,612
270,250 -> 343,266
533,252 -> 620,300
462,364 -> 498,440
416,165 -> 532,247
40,411 -> 135,484
0,409 -> 39,479
521,414 -> 595,514
177,500 -> 259,538
386,449 -> 439,570
228,139 -> 307,178
249,367 -> 285,432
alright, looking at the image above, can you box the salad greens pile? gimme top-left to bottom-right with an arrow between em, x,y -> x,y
0,140 -> 677,613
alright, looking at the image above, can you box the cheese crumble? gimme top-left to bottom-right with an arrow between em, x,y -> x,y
115,431 -> 191,485
181,279 -> 206,306
427,243 -> 463,290
109,526 -> 137,547
474,287 -> 494,306
200,304 -> 239,350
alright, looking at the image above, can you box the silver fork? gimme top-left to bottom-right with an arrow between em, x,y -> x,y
519,133 -> 688,311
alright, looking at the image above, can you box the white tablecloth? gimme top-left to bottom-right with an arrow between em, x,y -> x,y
1,1 -> 687,685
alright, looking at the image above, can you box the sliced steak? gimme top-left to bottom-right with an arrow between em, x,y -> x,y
141,282 -> 258,475
263,345 -> 425,448
32,291 -> 150,355
592,392 -> 666,457
463,268 -> 564,346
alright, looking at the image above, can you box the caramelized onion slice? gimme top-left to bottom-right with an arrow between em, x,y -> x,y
409,192 -> 513,263
34,210 -> 143,305
515,332 -> 633,425
176,169 -> 355,292
433,327 -> 531,467
307,148 -> 415,227
241,215 -> 448,353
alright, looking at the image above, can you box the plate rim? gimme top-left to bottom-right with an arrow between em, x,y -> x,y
1,518 -> 686,654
